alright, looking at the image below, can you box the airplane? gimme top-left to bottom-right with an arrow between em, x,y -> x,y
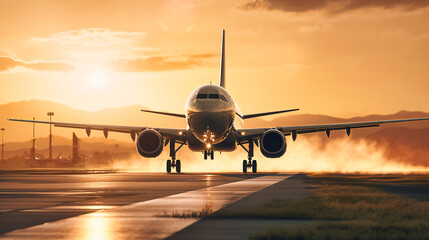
9,30 -> 429,173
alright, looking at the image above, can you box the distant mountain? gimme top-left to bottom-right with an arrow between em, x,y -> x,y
5,135 -> 134,151
1,100 -> 429,167
0,100 -> 186,142
3,135 -> 135,159
245,110 -> 429,128
2,100 -> 429,142
244,110 -> 429,139
2,99 -> 429,142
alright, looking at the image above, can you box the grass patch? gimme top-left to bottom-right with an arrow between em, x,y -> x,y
250,220 -> 429,240
157,203 -> 213,218
213,184 -> 429,221
212,174 -> 429,239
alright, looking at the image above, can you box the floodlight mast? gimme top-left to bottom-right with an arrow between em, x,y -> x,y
31,117 -> 36,160
47,112 -> 54,160
1,128 -> 5,162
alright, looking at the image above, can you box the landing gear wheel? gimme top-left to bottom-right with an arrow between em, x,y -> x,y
176,160 -> 181,173
252,160 -> 257,173
166,160 -> 172,173
204,151 -> 208,160
210,151 -> 214,160
242,160 -> 247,173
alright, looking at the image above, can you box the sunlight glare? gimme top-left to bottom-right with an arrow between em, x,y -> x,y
89,70 -> 107,89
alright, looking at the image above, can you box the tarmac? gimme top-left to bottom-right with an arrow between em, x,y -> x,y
0,170 -> 301,240
168,174 -> 313,240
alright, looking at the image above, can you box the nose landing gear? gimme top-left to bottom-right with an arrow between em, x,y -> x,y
239,139 -> 257,173
204,150 -> 214,160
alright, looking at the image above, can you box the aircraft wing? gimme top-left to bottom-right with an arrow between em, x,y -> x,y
8,118 -> 187,142
237,117 -> 429,141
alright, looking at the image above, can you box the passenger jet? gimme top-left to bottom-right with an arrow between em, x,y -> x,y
9,30 -> 429,173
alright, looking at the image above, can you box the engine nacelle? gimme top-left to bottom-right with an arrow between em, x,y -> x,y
136,129 -> 163,158
260,129 -> 287,158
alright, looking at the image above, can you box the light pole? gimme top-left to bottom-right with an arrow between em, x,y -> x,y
31,117 -> 36,160
1,128 -> 5,162
47,112 -> 54,160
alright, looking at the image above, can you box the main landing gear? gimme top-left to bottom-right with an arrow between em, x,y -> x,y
239,139 -> 257,173
166,139 -> 184,173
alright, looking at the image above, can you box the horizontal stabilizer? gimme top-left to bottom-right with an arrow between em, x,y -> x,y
141,109 -> 186,118
240,109 -> 299,119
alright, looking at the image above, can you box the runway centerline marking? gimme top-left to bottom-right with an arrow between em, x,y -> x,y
1,174 -> 291,240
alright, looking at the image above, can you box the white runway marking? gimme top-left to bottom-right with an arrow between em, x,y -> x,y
1,174 -> 291,240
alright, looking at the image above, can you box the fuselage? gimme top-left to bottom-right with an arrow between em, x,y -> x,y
185,84 -> 240,149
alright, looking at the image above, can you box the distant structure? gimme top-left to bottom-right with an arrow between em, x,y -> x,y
30,117 -> 36,160
72,132 -> 80,164
1,128 -> 5,162
47,112 -> 54,160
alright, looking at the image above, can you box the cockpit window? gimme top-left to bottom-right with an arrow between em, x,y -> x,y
197,93 -> 208,99
208,94 -> 219,99
196,93 -> 224,100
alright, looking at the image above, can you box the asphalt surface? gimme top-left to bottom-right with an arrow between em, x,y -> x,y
0,170 -> 290,239
168,174 -> 313,240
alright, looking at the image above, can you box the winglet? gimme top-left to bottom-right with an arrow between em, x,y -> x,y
219,29 -> 226,88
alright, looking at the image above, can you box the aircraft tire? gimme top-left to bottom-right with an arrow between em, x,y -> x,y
167,160 -> 172,173
242,160 -> 247,173
176,160 -> 181,173
252,160 -> 257,173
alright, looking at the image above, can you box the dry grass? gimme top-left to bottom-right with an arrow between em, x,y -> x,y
157,203 -> 213,218
214,174 -> 429,239
307,173 -> 429,188
213,184 -> 429,221
251,220 -> 429,240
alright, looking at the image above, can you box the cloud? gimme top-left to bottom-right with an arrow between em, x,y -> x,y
110,54 -> 216,72
239,0 -> 429,14
109,136 -> 429,173
0,56 -> 74,72
31,28 -> 146,47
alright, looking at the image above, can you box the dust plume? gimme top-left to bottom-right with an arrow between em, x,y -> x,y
110,136 -> 429,173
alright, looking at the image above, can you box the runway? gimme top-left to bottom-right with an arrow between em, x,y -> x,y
0,171 -> 292,239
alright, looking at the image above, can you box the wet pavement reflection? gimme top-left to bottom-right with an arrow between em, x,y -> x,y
1,174 -> 289,240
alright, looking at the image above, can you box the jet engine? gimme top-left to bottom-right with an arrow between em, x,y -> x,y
136,129 -> 163,158
260,129 -> 286,158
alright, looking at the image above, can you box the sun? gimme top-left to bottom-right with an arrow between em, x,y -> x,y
89,70 -> 107,89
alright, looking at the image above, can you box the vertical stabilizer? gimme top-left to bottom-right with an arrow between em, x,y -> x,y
219,29 -> 226,88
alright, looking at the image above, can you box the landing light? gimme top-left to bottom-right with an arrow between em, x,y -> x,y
241,132 -> 245,136
206,143 -> 211,149
179,131 -> 183,135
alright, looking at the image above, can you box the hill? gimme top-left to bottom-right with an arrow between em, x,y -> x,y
1,100 -> 429,168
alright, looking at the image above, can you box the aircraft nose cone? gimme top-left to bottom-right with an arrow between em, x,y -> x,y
188,111 -> 233,144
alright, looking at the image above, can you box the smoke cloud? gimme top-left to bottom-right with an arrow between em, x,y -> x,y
109,136 -> 429,173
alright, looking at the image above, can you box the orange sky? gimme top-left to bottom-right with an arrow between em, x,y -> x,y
1,0 -> 429,118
